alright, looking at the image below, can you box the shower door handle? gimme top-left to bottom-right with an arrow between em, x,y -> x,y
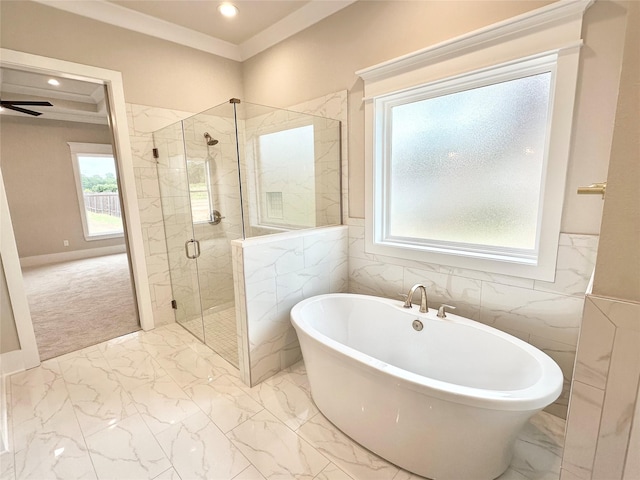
193,240 -> 201,258
184,239 -> 197,259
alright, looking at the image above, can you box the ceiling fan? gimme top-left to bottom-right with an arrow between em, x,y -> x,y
0,99 -> 53,116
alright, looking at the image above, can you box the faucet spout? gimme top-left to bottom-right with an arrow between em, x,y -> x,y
403,283 -> 429,313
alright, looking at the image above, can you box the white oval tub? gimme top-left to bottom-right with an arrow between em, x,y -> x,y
290,293 -> 563,480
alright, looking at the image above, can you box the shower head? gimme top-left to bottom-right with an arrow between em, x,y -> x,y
204,132 -> 218,146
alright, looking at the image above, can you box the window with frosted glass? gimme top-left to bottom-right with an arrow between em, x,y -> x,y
385,72 -> 551,254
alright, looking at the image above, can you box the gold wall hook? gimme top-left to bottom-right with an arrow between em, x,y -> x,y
577,182 -> 606,199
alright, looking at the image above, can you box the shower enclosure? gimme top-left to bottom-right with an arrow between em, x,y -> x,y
153,99 -> 341,368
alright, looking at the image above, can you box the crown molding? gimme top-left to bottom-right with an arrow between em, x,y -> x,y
32,0 -> 356,62
33,0 -> 242,60
239,1 -> 356,61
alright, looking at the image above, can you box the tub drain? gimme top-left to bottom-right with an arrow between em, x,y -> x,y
412,319 -> 423,331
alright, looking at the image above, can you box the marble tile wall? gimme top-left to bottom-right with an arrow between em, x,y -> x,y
242,109 -> 342,233
232,226 -> 349,386
560,295 -> 640,480
347,220 -> 598,418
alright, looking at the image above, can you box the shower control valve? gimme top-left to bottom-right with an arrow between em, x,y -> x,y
209,210 -> 225,225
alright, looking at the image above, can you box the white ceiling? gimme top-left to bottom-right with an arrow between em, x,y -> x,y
33,0 -> 357,61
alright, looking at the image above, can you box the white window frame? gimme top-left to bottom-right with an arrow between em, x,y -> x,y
357,0 -> 592,281
68,142 -> 124,241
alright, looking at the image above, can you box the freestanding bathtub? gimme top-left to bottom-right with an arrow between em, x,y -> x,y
290,293 -> 563,480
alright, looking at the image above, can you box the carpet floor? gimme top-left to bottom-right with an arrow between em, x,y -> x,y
22,253 -> 140,361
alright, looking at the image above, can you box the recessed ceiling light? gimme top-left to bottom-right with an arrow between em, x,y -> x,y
48,78 -> 60,86
218,3 -> 238,18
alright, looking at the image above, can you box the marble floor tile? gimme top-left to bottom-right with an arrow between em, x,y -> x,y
232,465 -> 266,480
316,463 -> 354,480
183,375 -> 263,433
156,411 -> 250,479
228,409 -> 330,479
59,350 -> 137,437
85,414 -> 171,480
152,468 -> 180,480
155,346 -> 227,388
14,432 -> 96,480
297,412 -> 399,480
129,375 -> 200,435
248,374 -> 318,431
4,324 -> 568,480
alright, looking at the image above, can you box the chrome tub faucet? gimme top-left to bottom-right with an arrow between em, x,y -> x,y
403,283 -> 429,313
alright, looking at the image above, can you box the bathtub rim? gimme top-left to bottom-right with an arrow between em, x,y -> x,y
291,293 -> 563,411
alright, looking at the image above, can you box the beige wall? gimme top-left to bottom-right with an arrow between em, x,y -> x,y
0,1 -> 243,113
592,0 -> 640,303
0,117 -> 124,257
242,0 -> 627,233
0,256 -> 20,354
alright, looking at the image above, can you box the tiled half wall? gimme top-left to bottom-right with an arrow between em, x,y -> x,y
232,226 -> 349,386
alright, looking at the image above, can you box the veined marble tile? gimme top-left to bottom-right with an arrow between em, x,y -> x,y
349,257 -> 404,300
228,410 -> 329,480
104,346 -> 168,391
480,282 -> 584,347
534,234 -> 597,297
85,413 -> 170,480
14,431 -> 96,480
506,412 -> 564,480
138,328 -> 191,359
315,463 -> 354,480
129,104 -> 193,134
276,265 -> 331,318
562,381 -> 605,479
297,413 -> 398,480
232,465 -> 267,480
59,352 -> 137,437
243,238 -> 305,283
152,468 -> 180,480
572,297 -> 615,390
156,411 -> 250,480
248,374 -> 318,432
592,318 -> 640,480
155,346 -> 227,389
0,451 -> 14,480
130,134 -> 156,167
10,361 -> 65,427
129,375 -> 200,435
183,375 -> 263,433
589,295 -> 640,331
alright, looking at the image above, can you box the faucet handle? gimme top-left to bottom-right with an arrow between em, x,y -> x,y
437,304 -> 456,318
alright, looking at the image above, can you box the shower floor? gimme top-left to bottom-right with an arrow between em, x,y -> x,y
181,305 -> 239,368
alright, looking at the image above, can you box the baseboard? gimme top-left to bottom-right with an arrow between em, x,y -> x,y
20,244 -> 127,268
0,350 -> 25,377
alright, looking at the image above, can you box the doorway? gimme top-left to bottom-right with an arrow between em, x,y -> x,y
0,48 -> 155,368
1,68 -> 140,360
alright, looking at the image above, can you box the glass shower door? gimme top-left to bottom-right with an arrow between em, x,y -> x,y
154,102 -> 242,368
154,121 -> 206,342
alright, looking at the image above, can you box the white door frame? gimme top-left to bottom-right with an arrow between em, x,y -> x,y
0,49 -> 155,368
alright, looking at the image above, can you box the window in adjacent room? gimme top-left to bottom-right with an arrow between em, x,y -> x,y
69,142 -> 124,240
